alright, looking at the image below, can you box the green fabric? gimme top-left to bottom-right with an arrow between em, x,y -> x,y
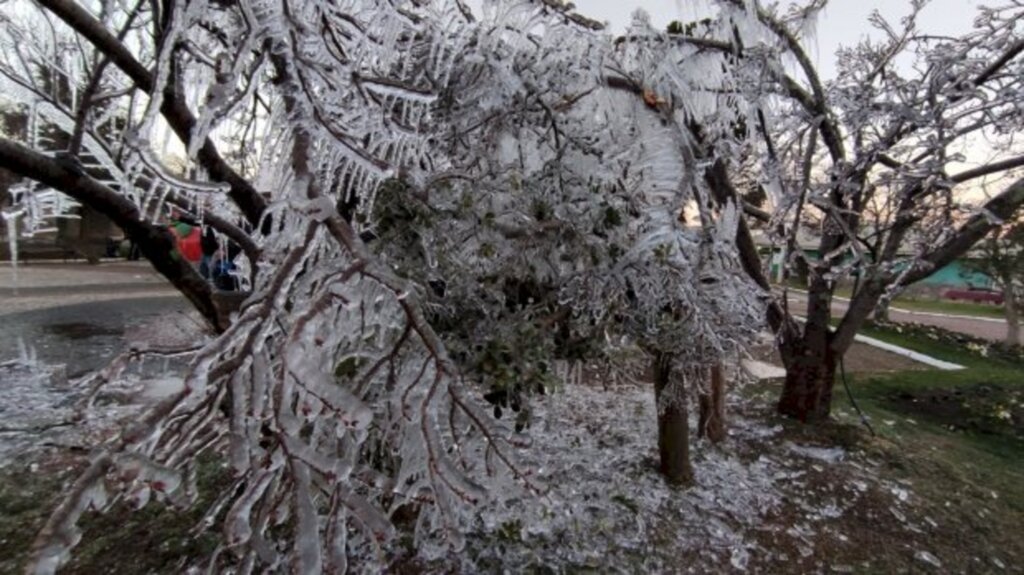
172,221 -> 193,236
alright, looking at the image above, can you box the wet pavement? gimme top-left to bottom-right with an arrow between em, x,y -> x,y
0,296 -> 192,377
1,261 -> 181,315
0,262 -> 206,464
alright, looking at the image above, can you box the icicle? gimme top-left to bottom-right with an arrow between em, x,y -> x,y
150,184 -> 170,223
3,210 -> 21,294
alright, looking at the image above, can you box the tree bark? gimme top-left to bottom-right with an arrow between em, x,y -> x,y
698,362 -> 726,443
1006,301 -> 1020,346
777,339 -> 837,422
652,351 -> 693,486
873,298 -> 890,322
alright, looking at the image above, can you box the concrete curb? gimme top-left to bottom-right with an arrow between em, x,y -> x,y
872,307 -> 1006,324
851,333 -> 965,371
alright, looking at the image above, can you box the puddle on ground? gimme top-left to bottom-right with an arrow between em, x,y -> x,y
41,322 -> 123,340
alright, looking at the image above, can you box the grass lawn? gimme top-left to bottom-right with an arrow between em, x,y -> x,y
880,296 -> 1005,319
835,286 -> 1006,319
779,280 -> 1007,319
0,454 -> 229,574
828,323 -> 1024,570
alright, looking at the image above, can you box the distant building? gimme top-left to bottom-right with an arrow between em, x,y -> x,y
753,231 -> 993,291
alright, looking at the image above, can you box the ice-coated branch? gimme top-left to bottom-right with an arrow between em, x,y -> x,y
0,136 -> 225,329
34,0 -> 268,225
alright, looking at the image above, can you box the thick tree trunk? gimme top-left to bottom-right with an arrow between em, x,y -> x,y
777,340 -> 838,422
778,266 -> 841,422
652,352 -> 693,486
1006,301 -> 1020,346
698,362 -> 726,443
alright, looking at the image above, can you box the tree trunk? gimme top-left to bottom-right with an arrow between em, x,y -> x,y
778,267 -> 840,422
1006,301 -> 1020,346
698,362 -> 726,443
652,351 -> 693,486
873,298 -> 890,321
777,340 -> 837,423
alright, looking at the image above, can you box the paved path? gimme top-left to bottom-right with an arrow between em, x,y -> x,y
0,296 -> 193,377
0,261 -> 181,315
1,260 -> 167,290
781,290 -> 1009,342
0,261 -> 193,375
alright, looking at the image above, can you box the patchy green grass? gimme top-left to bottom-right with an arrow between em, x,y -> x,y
835,286 -> 1006,319
0,459 -> 67,574
885,297 -> 1005,319
855,321 -> 1022,368
828,322 -> 1024,571
0,454 -> 230,574
779,280 -> 1007,319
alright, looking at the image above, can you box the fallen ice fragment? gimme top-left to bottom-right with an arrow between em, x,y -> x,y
785,442 -> 845,463
914,550 -> 942,568
307,196 -> 336,222
890,507 -> 905,522
729,547 -> 749,571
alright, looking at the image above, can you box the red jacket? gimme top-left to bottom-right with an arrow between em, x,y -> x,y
170,222 -> 203,263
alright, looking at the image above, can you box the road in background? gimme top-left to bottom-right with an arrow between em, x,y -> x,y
781,290 -> 1008,342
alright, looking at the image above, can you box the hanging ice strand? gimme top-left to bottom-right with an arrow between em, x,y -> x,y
3,209 -> 22,294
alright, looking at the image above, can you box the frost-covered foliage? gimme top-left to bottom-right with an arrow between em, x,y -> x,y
369,8 -> 769,416
0,0 -> 234,263
8,0 -> 779,571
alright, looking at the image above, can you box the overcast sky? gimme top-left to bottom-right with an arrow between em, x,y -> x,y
574,0 -> 983,79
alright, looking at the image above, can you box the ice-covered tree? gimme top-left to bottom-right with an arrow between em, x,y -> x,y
0,0 -> 777,571
0,0 -> 261,325
689,0 -> 1024,421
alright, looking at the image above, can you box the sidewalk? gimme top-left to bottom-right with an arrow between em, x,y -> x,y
0,261 -> 181,315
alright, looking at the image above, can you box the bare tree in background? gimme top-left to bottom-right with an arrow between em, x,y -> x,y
685,0 -> 1024,421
